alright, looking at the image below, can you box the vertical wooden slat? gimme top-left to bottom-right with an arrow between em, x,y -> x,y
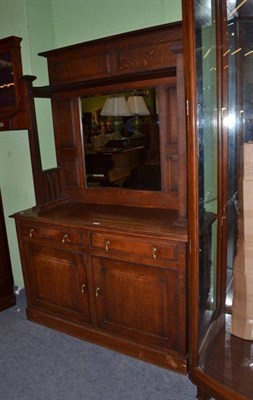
175,49 -> 187,223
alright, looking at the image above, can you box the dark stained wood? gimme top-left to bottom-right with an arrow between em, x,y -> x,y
18,76 -> 63,209
48,77 -> 185,210
22,242 -> 91,323
37,22 -> 186,212
0,191 -> 15,311
10,24 -> 184,211
199,315 -> 253,400
92,256 -> 180,350
182,0 -> 200,371
5,7 -> 252,400
13,201 -> 187,373
157,85 -> 173,193
190,316 -> 253,400
40,23 -> 182,86
90,231 -> 181,261
41,167 -> 63,206
12,22 -> 188,376
173,46 -> 187,224
196,387 -> 211,400
13,201 -> 187,240
51,96 -> 86,192
21,76 -> 45,207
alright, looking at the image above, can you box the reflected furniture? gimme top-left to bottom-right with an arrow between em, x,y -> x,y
85,144 -> 145,186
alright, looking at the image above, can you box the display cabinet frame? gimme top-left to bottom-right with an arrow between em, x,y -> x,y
182,0 -> 253,399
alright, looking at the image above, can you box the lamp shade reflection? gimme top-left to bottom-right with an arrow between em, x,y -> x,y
127,96 -> 150,137
100,96 -> 131,138
100,96 -> 131,116
127,96 -> 150,116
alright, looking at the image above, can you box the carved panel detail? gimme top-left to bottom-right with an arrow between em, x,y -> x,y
41,23 -> 183,86
51,54 -> 109,84
118,43 -> 177,73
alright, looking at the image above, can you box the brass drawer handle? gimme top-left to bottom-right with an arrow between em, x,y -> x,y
81,284 -> 86,294
62,234 -> 69,244
95,287 -> 100,298
105,240 -> 110,252
152,247 -> 157,260
29,229 -> 34,239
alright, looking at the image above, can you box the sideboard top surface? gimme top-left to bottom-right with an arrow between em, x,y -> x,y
13,201 -> 188,241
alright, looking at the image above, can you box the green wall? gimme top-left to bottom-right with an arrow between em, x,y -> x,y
0,0 -> 35,289
0,0 -> 182,288
0,132 -> 35,287
51,0 -> 182,47
0,0 -> 55,288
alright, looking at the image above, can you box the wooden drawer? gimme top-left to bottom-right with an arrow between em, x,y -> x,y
20,223 -> 87,247
90,231 -> 179,262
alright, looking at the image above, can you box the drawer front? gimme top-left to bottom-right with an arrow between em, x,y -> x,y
90,231 -> 179,262
20,223 -> 87,247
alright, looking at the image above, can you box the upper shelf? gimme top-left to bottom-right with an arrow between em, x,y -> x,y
39,22 -> 183,88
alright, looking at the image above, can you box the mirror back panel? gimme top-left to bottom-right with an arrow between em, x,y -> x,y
41,22 -> 186,211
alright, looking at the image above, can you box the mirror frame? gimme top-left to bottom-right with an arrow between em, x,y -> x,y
51,74 -> 182,210
33,22 -> 186,215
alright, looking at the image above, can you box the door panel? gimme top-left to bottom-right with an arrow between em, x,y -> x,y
24,243 -> 91,324
92,256 -> 181,351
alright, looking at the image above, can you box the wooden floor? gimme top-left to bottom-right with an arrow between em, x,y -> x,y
200,314 -> 253,399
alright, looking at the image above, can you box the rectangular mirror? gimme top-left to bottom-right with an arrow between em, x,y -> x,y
81,88 -> 161,191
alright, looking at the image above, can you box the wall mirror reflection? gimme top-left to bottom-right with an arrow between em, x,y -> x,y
81,89 -> 161,191
0,52 -> 15,108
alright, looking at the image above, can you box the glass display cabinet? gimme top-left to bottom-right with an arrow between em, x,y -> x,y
4,5 -> 252,399
183,0 -> 253,399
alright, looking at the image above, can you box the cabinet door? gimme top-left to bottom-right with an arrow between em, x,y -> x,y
23,243 -> 91,324
92,256 -> 184,352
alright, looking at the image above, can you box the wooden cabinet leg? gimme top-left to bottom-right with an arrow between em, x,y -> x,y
196,387 -> 211,400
